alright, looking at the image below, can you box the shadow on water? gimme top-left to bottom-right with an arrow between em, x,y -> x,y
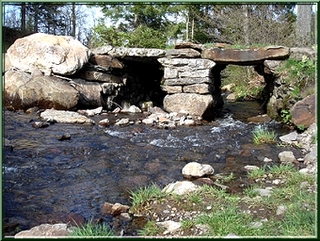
3,100 -> 303,236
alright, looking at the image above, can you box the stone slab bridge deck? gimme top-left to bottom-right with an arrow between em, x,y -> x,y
93,42 -> 290,120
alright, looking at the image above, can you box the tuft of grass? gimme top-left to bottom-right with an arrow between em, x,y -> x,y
181,219 -> 195,231
69,221 -> 115,237
247,166 -> 266,179
138,221 -> 164,236
243,186 -> 260,198
186,192 -> 202,204
129,183 -> 166,212
252,126 -> 277,145
223,172 -> 235,182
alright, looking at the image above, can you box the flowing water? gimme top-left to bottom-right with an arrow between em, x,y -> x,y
3,100 -> 303,236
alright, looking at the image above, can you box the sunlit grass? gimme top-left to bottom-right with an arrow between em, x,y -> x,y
138,221 -> 163,236
128,165 -> 316,237
252,126 -> 277,145
129,183 -> 165,212
69,221 -> 115,237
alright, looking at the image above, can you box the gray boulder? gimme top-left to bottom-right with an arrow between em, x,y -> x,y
163,93 -> 215,118
7,33 -> 91,76
4,69 -> 79,110
69,78 -> 103,108
182,162 -> 214,179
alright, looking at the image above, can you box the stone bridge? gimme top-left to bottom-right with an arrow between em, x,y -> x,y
92,42 -> 290,120
5,33 -> 315,121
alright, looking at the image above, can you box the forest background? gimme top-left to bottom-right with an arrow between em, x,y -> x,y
2,2 -> 317,51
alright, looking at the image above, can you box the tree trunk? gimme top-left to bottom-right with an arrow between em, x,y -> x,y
186,14 -> 189,41
296,4 -> 312,46
71,2 -> 76,37
33,4 -> 39,33
21,2 -> 26,32
243,4 -> 249,46
191,17 -> 194,42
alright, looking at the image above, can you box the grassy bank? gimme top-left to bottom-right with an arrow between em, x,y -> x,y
127,164 -> 316,237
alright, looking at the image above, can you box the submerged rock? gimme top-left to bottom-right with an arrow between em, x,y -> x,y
40,109 -> 94,124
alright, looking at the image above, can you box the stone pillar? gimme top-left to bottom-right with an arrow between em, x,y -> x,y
158,56 -> 217,120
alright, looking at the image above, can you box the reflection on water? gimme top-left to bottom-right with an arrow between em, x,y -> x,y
3,101 -> 301,236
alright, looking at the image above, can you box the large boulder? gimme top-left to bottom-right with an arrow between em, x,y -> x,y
69,78 -> 103,108
4,69 -> 79,110
163,93 -> 215,119
7,33 -> 91,76
290,94 -> 316,128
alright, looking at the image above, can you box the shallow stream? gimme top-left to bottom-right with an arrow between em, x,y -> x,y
3,100 -> 303,236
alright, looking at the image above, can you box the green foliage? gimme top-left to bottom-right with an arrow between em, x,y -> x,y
278,57 -> 316,102
125,25 -> 167,48
280,109 -> 292,125
221,65 -> 264,101
290,86 -> 301,99
69,221 -> 115,237
89,3 -> 297,48
91,25 -> 126,47
252,127 -> 277,145
296,124 -> 306,131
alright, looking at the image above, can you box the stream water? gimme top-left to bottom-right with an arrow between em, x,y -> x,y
3,100 -> 303,236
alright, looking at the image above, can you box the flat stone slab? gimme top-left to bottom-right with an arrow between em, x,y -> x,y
40,109 -> 95,124
92,45 -> 165,59
201,46 -> 290,65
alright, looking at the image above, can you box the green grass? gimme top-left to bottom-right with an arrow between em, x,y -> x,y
127,163 -> 316,237
138,221 -> 164,236
69,221 -> 115,237
129,183 -> 166,213
195,205 -> 267,237
252,126 -> 277,145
